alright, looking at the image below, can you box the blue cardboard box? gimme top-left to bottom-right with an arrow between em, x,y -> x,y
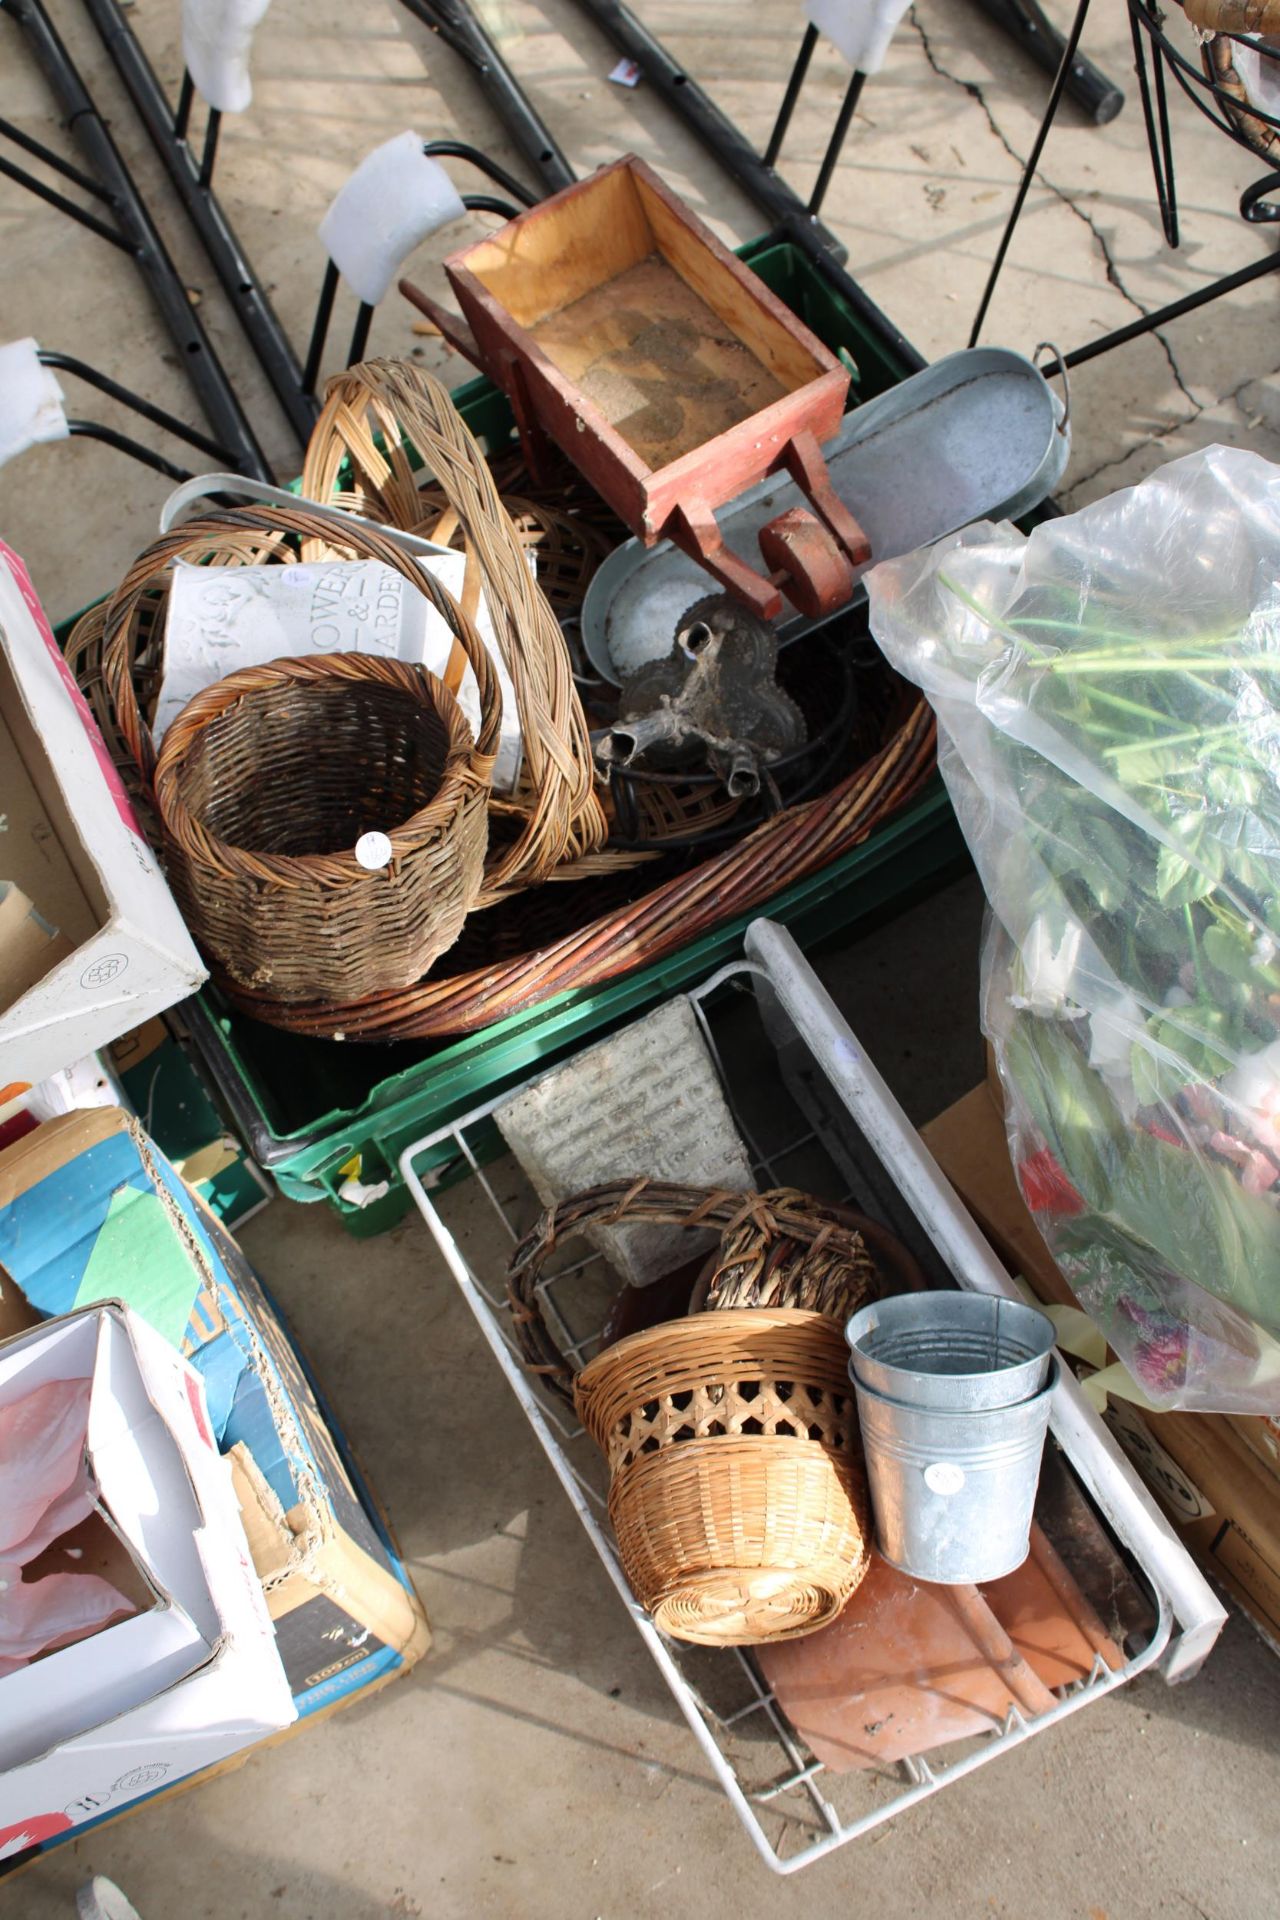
0,1107 -> 430,1721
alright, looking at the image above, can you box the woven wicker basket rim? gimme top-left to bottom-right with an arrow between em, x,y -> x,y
575,1307 -> 853,1450
152,651 -> 490,889
574,1308 -> 852,1402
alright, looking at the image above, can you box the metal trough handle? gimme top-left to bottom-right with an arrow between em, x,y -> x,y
158,472 -> 456,558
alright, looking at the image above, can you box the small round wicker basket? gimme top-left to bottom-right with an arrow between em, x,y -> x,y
153,650 -> 496,1003
508,1181 -> 882,1646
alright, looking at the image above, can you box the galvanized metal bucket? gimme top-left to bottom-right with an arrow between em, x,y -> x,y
846,1293 -> 1054,1412
850,1357 -> 1059,1584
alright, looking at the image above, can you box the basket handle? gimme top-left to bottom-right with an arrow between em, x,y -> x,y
302,361 -> 611,899
101,502 -> 502,781
506,1179 -> 877,1404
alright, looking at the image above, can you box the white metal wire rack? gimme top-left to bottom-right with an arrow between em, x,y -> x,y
401,921 -> 1222,1875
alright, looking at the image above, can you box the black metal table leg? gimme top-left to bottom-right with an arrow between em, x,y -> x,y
559,0 -> 846,258
65,421 -> 193,481
765,24 -> 819,169
77,0 -> 317,450
1130,0 -> 1179,246
39,352 -> 236,464
302,261 -> 340,400
4,0 -> 272,479
1055,244 -> 1280,370
398,0 -> 576,196
809,68 -> 867,218
969,0 -> 1093,345
0,141 -> 132,248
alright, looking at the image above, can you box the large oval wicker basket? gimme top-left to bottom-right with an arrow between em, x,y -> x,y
508,1181 -> 877,1646
153,647 -> 497,1003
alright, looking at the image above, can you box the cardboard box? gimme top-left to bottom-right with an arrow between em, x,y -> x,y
0,544 -> 205,1092
191,1196 -> 432,1706
0,1303 -> 294,1849
0,886 -> 73,1024
108,1017 -> 271,1229
0,1107 -> 430,1719
923,1079 -> 1280,1654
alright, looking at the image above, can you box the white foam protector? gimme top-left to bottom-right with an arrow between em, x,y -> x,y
181,0 -> 274,116
0,340 -> 68,470
806,0 -> 912,75
318,133 -> 467,306
182,0 -> 274,115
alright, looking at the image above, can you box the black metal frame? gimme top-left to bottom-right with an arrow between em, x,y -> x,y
397,0 -> 576,196
561,0 -> 845,254
565,0 -> 1123,255
5,0 -> 1129,484
299,160 -> 526,402
971,0 -> 1280,366
39,351 -> 238,481
74,0 -> 556,445
78,0 -> 316,450
763,23 -> 867,222
1128,0 -> 1280,239
1,0 -> 271,479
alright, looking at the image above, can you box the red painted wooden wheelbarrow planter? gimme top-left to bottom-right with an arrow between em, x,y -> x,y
430,155 -> 870,621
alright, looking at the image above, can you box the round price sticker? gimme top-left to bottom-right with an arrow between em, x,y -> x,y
355,831 -> 394,870
924,1461 -> 966,1496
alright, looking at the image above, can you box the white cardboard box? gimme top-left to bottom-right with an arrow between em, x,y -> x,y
0,1302 -> 294,1851
0,543 -> 205,1092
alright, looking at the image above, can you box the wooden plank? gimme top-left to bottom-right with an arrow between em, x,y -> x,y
528,255 -> 788,468
456,158 -> 650,328
633,162 -> 834,392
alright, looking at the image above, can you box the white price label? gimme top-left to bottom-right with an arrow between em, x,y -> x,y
355,831 -> 394,870
924,1461 -> 966,1496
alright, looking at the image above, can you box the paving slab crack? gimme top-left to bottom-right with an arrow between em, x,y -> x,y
1062,407 -> 1198,497
1065,358 -> 1280,497
1224,360 -> 1280,415
908,5 -> 1202,410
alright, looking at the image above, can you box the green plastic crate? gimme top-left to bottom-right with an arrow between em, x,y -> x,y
77,233 -> 966,1231
187,784 -> 965,1231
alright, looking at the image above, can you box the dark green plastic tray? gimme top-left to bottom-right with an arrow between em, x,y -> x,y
98,234 -> 968,1231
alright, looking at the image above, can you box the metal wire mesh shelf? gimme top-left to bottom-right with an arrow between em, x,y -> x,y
402,923 -> 1219,1873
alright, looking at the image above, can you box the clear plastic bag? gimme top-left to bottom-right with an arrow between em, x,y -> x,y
866,445 -> 1280,1411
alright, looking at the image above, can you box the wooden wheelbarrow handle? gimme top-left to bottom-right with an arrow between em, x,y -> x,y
398,278 -> 485,372
671,429 -> 873,623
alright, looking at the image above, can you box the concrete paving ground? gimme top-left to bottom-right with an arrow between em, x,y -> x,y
4,1 -> 1280,1913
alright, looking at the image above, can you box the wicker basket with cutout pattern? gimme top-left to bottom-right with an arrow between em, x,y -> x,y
507,1180 -> 887,1645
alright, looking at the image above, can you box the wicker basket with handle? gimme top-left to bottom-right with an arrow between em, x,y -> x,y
508,1180 -> 876,1646
301,359 -> 619,894
153,640 -> 498,1005
412,488 -> 612,619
